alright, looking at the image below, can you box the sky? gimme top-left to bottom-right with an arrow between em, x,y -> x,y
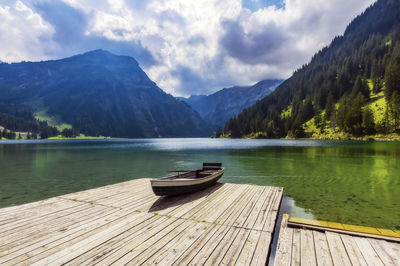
0,0 -> 376,97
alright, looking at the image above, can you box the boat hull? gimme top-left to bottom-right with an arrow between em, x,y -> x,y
151,169 -> 224,196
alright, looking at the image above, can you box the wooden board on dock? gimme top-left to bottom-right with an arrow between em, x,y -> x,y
274,215 -> 400,266
0,178 -> 283,265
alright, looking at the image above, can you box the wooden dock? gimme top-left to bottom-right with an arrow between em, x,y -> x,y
0,179 -> 283,265
274,214 -> 400,265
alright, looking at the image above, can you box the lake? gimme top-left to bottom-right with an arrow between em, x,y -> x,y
0,138 -> 399,230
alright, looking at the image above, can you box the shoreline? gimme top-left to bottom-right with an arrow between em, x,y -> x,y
218,133 -> 400,141
1,135 -> 400,142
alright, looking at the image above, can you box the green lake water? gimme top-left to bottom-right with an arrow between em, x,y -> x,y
0,138 -> 399,229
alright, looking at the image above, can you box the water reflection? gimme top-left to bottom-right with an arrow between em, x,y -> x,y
0,139 -> 399,229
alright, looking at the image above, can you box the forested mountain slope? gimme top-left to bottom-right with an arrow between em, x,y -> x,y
0,50 -> 211,138
225,0 -> 400,139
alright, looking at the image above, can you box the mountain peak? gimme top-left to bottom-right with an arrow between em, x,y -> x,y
82,49 -> 113,57
66,49 -> 139,66
183,79 -> 283,127
0,50 -> 211,137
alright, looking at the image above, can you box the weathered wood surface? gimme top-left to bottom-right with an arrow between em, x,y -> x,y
0,178 -> 283,265
275,215 -> 400,266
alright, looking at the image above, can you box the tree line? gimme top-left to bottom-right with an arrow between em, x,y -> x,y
0,112 -> 80,139
224,0 -> 400,138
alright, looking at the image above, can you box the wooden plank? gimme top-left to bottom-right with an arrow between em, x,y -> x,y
289,216 -> 391,236
61,179 -> 149,198
0,180 -> 283,266
138,221 -> 212,265
194,186 -> 265,265
233,186 -> 265,227
235,229 -> 261,265
325,231 -> 352,266
220,186 -> 259,226
251,231 -> 272,266
2,201 -> 158,264
263,187 -> 283,232
187,184 -> 243,223
170,225 -> 222,265
0,204 -> 108,252
368,238 -> 397,265
29,211 -> 154,265
0,206 -> 121,263
183,225 -> 233,265
0,196 -> 71,217
377,240 -> 400,265
200,185 -> 250,224
203,227 -> 240,265
160,184 -> 235,222
105,219 -> 190,265
291,228 -> 301,265
87,190 -> 148,208
212,185 -> 254,225
193,188 -> 257,265
4,211 -> 152,265
0,201 -> 107,238
274,215 -> 292,266
289,222 -> 400,243
219,228 -> 251,265
0,198 -> 82,226
342,224 -> 381,236
353,237 -> 384,266
185,184 -> 247,220
340,233 -> 368,266
64,215 -> 168,266
377,228 -> 400,238
242,187 -> 271,229
289,216 -> 329,228
127,221 -> 206,265
300,229 -> 317,266
150,183 -> 231,218
58,180 -> 146,202
160,187 -> 227,218
253,187 -> 279,231
84,216 -> 185,265
313,230 -> 333,266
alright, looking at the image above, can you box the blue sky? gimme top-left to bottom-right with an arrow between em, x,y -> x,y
243,0 -> 285,11
0,0 -> 376,97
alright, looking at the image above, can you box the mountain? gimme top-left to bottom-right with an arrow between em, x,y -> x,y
225,0 -> 400,138
181,79 -> 282,128
0,50 -> 211,137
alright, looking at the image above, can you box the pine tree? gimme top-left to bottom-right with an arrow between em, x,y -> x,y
325,92 -> 335,123
215,128 -> 223,138
384,60 -> 400,100
387,91 -> 400,132
351,76 -> 370,99
303,97 -> 314,121
362,107 -> 375,134
337,96 -> 350,131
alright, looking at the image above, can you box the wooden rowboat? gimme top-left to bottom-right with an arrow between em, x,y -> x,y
151,162 -> 224,196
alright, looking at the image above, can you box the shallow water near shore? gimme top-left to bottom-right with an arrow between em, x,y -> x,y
0,138 -> 399,229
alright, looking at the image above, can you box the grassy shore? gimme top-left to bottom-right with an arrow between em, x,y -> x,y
1,134 -> 111,141
219,131 -> 400,141
48,134 -> 110,140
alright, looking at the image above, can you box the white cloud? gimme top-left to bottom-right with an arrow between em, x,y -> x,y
0,1 -> 55,62
0,0 -> 377,96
